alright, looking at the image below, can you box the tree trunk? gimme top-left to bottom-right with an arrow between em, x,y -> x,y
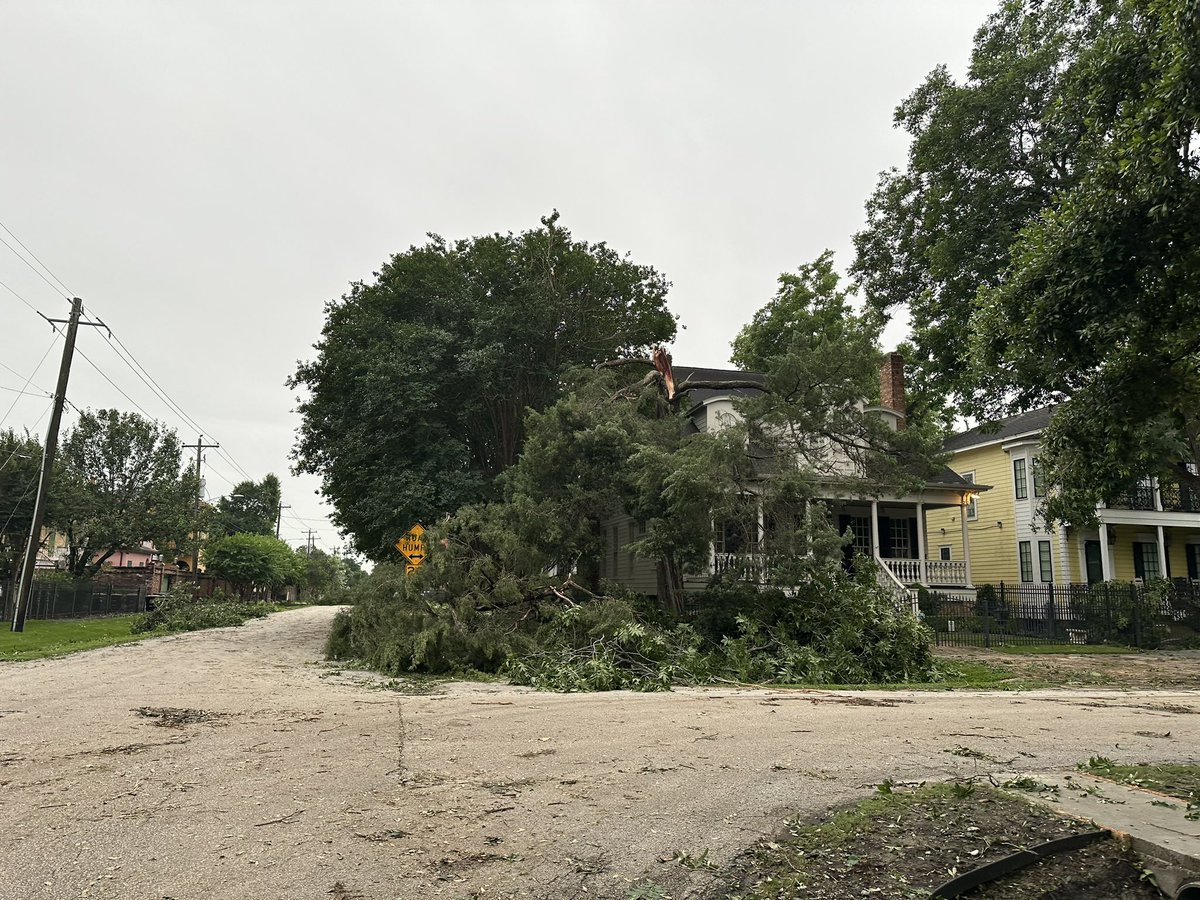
656,555 -> 686,617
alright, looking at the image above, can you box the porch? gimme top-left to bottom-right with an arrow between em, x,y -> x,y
707,493 -> 980,614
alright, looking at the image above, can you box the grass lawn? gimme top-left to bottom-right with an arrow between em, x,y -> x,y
1082,757 -> 1200,805
0,615 -> 152,662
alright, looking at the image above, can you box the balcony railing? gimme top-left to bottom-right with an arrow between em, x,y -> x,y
1160,481 -> 1200,513
1109,484 -> 1157,510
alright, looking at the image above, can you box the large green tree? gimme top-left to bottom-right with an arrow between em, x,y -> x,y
290,213 -> 676,559
853,0 -> 1200,523
211,474 -> 282,537
58,409 -> 197,578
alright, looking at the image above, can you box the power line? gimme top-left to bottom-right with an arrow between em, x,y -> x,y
0,275 -> 52,317
0,336 -> 58,432
0,224 -> 339,536
0,400 -> 52,475
0,231 -> 71,300
0,219 -> 74,297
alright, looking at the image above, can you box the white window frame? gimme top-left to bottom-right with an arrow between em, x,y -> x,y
963,471 -> 978,521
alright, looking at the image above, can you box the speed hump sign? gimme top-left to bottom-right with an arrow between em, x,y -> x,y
395,524 -> 427,574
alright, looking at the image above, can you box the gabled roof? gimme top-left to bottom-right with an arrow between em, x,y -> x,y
943,405 -> 1058,453
672,365 -> 766,406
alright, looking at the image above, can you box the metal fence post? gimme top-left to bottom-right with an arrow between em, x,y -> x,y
983,588 -> 991,649
1131,582 -> 1142,648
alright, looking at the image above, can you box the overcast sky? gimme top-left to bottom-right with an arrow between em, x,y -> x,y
0,1 -> 995,554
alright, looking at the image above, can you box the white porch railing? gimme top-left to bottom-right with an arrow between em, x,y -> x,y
879,558 -> 969,588
713,552 -> 767,580
875,557 -> 920,616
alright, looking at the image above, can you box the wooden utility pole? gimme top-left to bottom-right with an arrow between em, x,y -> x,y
11,298 -> 105,632
183,435 -> 219,583
304,529 -> 316,557
275,503 -> 290,539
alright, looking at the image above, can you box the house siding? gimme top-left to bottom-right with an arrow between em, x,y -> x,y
925,444 -> 1018,584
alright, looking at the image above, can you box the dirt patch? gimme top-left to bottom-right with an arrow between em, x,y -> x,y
134,706 -> 227,727
715,783 -> 1161,898
3,607 -> 1198,899
939,646 -> 1200,689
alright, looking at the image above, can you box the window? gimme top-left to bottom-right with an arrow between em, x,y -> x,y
963,471 -> 977,520
714,520 -> 753,555
889,519 -> 912,558
847,516 -> 871,555
939,546 -> 952,561
1013,458 -> 1028,500
1038,540 -> 1053,583
1019,541 -> 1033,582
1133,542 -> 1161,580
1032,457 -> 1046,498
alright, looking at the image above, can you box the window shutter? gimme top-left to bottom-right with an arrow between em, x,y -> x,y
1133,543 -> 1146,580
1187,544 -> 1199,580
908,518 -> 919,560
878,517 -> 892,558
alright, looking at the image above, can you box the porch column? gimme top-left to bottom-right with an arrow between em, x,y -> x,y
1156,525 -> 1167,580
960,501 -> 973,586
1099,520 -> 1113,581
870,500 -> 880,559
1057,528 -> 1071,584
916,502 -> 927,585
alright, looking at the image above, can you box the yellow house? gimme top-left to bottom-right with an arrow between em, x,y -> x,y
928,406 -> 1200,586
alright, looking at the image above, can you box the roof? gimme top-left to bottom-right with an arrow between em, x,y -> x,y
943,405 -> 1058,453
672,365 -> 766,406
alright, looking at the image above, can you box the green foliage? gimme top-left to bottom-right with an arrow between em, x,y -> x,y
289,213 -> 676,559
853,0 -> 1200,523
203,533 -> 303,596
327,552 -> 936,691
211,474 -> 281,537
57,409 -> 197,578
730,253 -> 947,496
132,585 -> 273,634
0,428 -> 67,579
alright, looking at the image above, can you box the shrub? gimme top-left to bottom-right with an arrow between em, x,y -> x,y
133,585 -> 273,634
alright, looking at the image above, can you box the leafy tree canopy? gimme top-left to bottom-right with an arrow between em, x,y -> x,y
853,0 -> 1200,523
58,410 -> 197,578
0,429 -> 70,579
204,532 -> 302,595
212,474 -> 282,537
290,212 -> 676,559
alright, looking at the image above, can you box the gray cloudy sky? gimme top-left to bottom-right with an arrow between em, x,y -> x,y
0,1 -> 994,553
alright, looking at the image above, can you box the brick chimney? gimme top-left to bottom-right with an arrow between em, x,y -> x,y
880,352 -> 907,430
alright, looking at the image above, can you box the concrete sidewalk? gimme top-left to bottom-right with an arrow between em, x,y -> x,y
997,769 -> 1200,895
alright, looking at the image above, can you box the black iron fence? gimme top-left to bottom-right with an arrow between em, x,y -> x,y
923,581 -> 1200,649
0,579 -> 147,621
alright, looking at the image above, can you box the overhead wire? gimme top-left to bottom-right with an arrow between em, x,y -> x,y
0,334 -> 60,431
0,219 -> 74,297
0,222 -> 339,534
0,230 -> 71,300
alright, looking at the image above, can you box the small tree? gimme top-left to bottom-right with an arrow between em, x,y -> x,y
204,533 -> 302,598
58,410 -> 197,578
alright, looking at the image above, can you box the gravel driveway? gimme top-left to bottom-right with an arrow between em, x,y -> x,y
1,606 -> 1196,899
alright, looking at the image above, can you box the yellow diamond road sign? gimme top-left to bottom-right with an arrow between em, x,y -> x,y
396,524 -> 427,570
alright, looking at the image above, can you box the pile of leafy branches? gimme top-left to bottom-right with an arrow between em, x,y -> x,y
326,536 -> 935,691
133,586 -> 274,634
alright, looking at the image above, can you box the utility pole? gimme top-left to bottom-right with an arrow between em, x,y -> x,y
12,298 -> 106,632
183,435 -> 219,583
276,503 -> 290,539
305,529 -> 316,558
